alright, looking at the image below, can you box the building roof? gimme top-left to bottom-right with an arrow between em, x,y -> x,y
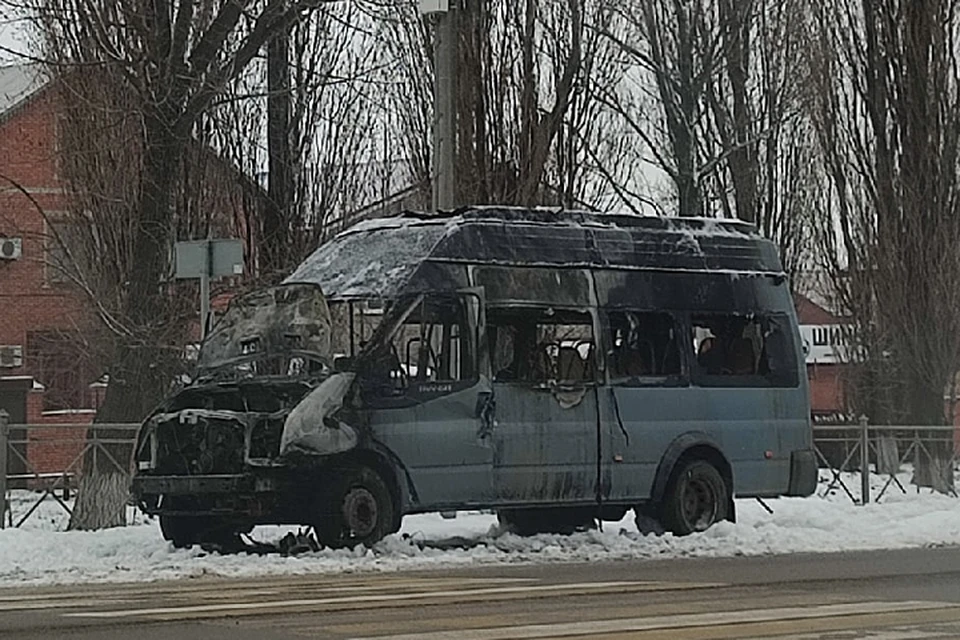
286,206 -> 785,300
0,63 -> 47,118
794,293 -> 844,325
792,270 -> 848,318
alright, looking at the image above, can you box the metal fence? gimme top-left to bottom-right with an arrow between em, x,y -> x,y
813,419 -> 959,505
3,409 -> 958,529
0,410 -> 140,529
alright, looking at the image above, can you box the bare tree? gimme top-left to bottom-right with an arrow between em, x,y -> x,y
597,0 -> 721,218
23,59 -> 261,529
365,1 -> 434,209
595,0 -> 815,279
806,0 -> 960,490
263,24 -> 294,284
287,5 -> 380,246
208,3 -> 382,282
26,0 -> 338,529
366,0 -> 627,210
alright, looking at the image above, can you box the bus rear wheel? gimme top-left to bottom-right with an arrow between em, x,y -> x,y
660,459 -> 729,536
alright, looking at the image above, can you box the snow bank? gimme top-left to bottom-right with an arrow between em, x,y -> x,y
1,473 -> 959,587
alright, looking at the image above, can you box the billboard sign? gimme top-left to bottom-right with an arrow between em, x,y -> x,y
799,324 -> 855,364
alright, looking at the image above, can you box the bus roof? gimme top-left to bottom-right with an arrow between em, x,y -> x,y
285,206 -> 785,301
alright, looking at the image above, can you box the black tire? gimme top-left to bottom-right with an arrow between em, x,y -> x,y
633,504 -> 664,535
496,509 -> 533,535
160,515 -> 240,550
660,459 -> 729,536
315,466 -> 395,549
160,515 -> 198,549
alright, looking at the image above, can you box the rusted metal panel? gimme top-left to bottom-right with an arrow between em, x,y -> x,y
490,384 -> 599,504
199,284 -> 331,372
365,381 -> 495,508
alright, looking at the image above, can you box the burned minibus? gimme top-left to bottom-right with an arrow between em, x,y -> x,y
132,206 -> 816,548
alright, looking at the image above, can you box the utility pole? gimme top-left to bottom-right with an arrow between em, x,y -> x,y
200,238 -> 211,338
266,24 -> 292,280
421,0 -> 457,211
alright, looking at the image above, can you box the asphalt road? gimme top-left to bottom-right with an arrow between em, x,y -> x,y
5,547 -> 960,639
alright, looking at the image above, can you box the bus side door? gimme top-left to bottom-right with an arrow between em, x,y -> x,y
487,307 -> 600,505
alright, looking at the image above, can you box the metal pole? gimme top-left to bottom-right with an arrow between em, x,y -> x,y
432,3 -> 457,211
860,415 -> 870,504
0,410 -> 9,529
200,239 -> 211,339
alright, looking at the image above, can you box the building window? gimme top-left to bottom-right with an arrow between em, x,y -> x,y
45,218 -> 83,286
26,331 -> 93,411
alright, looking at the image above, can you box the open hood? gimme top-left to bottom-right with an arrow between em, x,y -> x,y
197,283 -> 332,375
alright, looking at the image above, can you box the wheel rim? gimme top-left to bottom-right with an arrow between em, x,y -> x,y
680,474 -> 719,532
342,487 -> 379,538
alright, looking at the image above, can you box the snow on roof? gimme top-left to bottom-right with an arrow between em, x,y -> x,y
339,207 -> 757,240
0,63 -> 47,117
286,219 -> 450,299
288,206 -> 781,300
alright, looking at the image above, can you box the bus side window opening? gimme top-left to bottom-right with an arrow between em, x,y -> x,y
692,313 -> 798,386
608,311 -> 681,381
489,308 -> 595,385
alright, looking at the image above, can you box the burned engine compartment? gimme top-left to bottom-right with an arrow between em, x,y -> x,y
134,283 -> 355,479
136,379 -> 317,475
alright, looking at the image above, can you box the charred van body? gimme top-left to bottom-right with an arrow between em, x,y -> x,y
132,206 -> 816,548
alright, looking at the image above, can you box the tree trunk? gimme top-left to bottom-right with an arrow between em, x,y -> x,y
672,3 -> 701,217
68,467 -> 129,530
68,112 -> 182,531
518,0 -> 538,204
906,375 -> 954,494
720,0 -> 758,223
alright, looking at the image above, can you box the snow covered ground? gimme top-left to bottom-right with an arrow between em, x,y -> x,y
1,469 -> 959,587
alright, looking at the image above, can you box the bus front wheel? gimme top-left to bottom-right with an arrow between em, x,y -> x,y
315,466 -> 395,549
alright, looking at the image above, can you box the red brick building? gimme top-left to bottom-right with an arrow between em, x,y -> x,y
0,64 -> 258,476
0,65 -> 100,430
794,293 -> 851,423
0,64 -> 100,478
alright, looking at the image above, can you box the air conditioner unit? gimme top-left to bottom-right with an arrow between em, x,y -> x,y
0,237 -> 22,260
0,345 -> 23,368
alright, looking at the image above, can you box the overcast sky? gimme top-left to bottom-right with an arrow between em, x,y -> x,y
0,6 -> 31,63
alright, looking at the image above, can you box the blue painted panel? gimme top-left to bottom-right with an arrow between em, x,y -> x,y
369,382 -> 494,509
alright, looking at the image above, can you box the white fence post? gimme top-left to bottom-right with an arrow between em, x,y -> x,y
0,409 -> 8,529
860,415 -> 870,505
